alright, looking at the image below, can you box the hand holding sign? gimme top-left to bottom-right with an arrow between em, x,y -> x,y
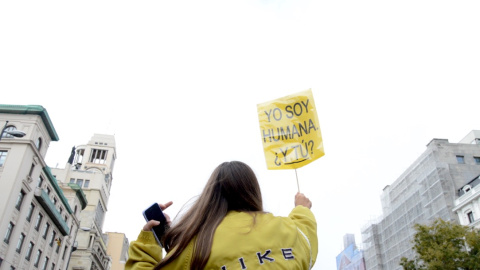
257,89 -> 325,170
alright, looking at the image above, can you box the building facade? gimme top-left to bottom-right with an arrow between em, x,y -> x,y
361,130 -> 480,270
336,234 -> 366,270
51,134 -> 118,270
105,232 -> 128,270
0,105 -> 83,270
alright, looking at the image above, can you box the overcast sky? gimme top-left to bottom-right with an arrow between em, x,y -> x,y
1,1 -> 479,269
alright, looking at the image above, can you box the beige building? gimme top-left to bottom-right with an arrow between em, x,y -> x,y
105,232 -> 128,270
51,134 -> 120,270
453,131 -> 480,230
0,105 -> 84,270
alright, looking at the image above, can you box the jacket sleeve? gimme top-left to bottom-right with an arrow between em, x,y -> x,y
125,231 -> 163,270
288,206 -> 318,267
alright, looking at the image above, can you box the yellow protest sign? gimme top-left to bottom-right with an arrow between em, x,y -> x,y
257,89 -> 324,170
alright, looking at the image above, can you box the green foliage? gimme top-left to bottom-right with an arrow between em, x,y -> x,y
400,218 -> 480,270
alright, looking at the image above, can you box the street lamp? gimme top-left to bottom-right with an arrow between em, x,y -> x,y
0,121 -> 26,141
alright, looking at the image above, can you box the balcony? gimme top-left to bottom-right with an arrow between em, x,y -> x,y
34,188 -> 70,236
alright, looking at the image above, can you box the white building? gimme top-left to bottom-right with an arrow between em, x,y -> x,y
0,105 -> 83,270
361,130 -> 480,270
51,134 -> 118,270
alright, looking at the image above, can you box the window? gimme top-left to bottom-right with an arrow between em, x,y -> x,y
41,256 -> 49,270
475,157 -> 480,165
76,179 -> 83,187
16,233 -> 25,253
49,231 -> 56,247
10,266 -> 15,270
84,180 -> 90,188
89,149 -> 108,164
34,250 -> 42,267
69,178 -> 75,184
456,155 -> 465,164
25,242 -> 34,260
37,176 -> 44,188
15,190 -> 25,210
1,125 -> 17,139
35,137 -> 42,150
0,257 -> 2,266
62,246 -> 68,260
56,238 -> 61,253
29,163 -> 35,177
95,202 -> 105,228
4,222 -> 14,244
0,150 -> 7,167
42,223 -> 50,239
26,203 -> 35,222
46,187 -> 51,196
50,263 -> 55,270
34,213 -> 43,231
468,211 -> 475,223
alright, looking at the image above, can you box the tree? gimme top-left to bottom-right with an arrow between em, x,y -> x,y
400,218 -> 480,270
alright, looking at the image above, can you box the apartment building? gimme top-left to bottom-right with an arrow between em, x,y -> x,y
361,130 -> 480,270
51,134 -> 118,270
105,232 -> 128,270
0,105 -> 84,270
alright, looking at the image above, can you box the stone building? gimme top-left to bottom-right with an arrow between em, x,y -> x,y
105,232 -> 129,270
51,134 -> 118,270
0,105 -> 84,270
361,130 -> 480,270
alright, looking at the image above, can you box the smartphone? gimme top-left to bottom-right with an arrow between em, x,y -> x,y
143,203 -> 168,247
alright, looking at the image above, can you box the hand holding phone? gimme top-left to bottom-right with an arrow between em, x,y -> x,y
143,202 -> 170,247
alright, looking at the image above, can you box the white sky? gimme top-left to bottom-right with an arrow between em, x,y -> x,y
1,1 -> 479,269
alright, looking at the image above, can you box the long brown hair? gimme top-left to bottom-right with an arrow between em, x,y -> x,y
154,161 -> 263,270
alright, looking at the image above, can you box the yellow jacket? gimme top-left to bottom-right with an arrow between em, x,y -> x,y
126,206 -> 317,270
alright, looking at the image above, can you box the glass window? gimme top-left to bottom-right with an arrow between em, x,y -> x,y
468,211 -> 475,223
56,238 -> 61,253
69,178 -> 75,184
0,150 -> 7,167
16,233 -> 25,253
26,203 -> 35,222
84,180 -> 90,188
89,149 -> 108,164
25,242 -> 34,260
49,231 -> 56,247
62,246 -> 68,260
15,190 -> 25,210
76,179 -> 83,187
34,250 -> 42,267
4,222 -> 14,244
29,163 -> 35,177
37,176 -> 44,188
42,223 -> 50,239
95,202 -> 105,228
41,257 -> 49,270
456,155 -> 465,164
34,213 -> 43,231
475,157 -> 480,165
35,138 -> 42,150
50,263 -> 55,270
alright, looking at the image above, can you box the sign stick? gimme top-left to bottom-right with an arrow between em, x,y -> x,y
295,168 -> 300,192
